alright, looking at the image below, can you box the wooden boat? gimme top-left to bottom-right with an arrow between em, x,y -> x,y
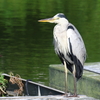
2,73 -> 64,96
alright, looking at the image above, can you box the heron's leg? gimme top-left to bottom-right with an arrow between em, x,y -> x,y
73,65 -> 77,96
64,61 -> 68,96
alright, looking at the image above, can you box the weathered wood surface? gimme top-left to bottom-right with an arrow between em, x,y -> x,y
0,95 -> 99,100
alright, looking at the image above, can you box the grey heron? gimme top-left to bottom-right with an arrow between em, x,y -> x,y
38,13 -> 86,96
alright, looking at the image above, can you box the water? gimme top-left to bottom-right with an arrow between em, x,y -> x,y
0,0 -> 99,85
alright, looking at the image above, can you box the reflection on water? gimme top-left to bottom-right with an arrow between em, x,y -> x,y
0,0 -> 99,85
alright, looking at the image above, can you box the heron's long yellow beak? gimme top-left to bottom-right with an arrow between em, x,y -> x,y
38,18 -> 55,22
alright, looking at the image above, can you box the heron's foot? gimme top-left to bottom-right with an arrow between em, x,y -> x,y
62,92 -> 68,97
63,94 -> 78,97
63,92 -> 72,97
68,94 -> 78,97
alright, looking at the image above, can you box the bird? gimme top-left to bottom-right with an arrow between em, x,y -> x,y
38,13 -> 86,96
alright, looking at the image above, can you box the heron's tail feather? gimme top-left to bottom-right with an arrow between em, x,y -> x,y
65,58 -> 83,80
73,55 -> 83,80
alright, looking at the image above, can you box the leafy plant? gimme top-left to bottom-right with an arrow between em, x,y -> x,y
0,73 -> 8,96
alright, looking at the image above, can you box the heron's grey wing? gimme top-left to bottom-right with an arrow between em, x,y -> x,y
67,24 -> 86,65
67,24 -> 86,79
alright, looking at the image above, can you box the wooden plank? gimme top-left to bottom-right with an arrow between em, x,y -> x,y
0,95 -> 98,100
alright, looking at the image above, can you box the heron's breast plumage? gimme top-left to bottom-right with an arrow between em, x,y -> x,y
53,24 -> 73,63
54,25 -> 67,53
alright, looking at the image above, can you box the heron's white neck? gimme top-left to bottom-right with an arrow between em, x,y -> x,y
57,18 -> 69,30
58,18 -> 69,25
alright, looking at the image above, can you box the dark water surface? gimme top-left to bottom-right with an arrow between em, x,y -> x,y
0,0 -> 99,85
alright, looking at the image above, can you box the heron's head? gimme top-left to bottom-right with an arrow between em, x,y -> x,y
38,13 -> 68,24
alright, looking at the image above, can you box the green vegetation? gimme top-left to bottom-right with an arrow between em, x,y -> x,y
0,73 -> 8,96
